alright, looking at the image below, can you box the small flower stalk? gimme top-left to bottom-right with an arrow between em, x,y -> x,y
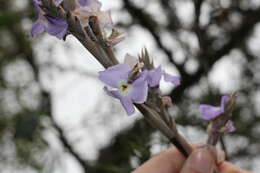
32,0 -> 238,165
200,94 -> 237,146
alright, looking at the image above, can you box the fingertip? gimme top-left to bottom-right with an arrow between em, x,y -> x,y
180,147 -> 216,173
133,146 -> 187,173
218,161 -> 252,173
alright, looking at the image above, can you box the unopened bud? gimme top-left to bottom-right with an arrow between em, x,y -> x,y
137,62 -> 144,69
161,96 -> 173,107
62,0 -> 77,11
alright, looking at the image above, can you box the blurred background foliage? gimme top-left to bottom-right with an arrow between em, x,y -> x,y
0,0 -> 260,172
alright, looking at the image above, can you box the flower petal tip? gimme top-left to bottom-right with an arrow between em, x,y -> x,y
199,104 -> 223,120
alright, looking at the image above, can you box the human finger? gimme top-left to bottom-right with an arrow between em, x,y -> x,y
133,146 -> 187,173
218,162 -> 252,173
180,147 -> 218,173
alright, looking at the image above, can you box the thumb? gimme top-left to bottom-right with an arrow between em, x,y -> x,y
180,147 -> 218,173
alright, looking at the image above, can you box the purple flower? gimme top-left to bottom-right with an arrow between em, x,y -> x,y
99,64 -> 148,115
199,96 -> 230,120
200,96 -> 236,133
31,0 -> 68,39
146,66 -> 180,87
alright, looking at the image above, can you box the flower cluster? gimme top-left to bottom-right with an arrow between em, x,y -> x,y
31,0 -> 121,43
31,0 -> 68,39
199,96 -> 235,132
98,55 -> 180,115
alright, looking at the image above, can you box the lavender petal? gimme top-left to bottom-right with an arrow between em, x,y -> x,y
130,72 -> 148,103
45,16 -> 68,39
130,81 -> 148,103
31,19 -> 46,37
199,104 -> 223,120
134,70 -> 148,84
104,88 -> 135,115
78,0 -> 101,9
119,97 -> 135,115
163,72 -> 181,85
103,87 -> 120,99
98,64 -> 131,88
147,67 -> 163,87
78,0 -> 91,6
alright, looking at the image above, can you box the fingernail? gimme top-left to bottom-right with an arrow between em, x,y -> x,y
187,148 -> 215,173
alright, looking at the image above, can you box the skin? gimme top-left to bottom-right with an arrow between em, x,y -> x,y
133,146 -> 251,173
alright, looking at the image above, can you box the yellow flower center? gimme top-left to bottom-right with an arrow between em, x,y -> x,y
118,82 -> 132,96
120,84 -> 128,91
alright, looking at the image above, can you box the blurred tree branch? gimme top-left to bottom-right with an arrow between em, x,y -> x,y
123,0 -> 187,78
0,1 -> 90,172
122,0 -> 260,103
